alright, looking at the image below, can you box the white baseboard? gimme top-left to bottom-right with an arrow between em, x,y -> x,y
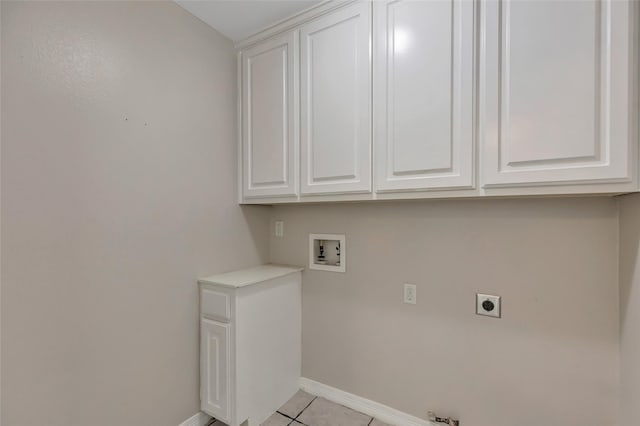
299,377 -> 434,426
178,412 -> 213,426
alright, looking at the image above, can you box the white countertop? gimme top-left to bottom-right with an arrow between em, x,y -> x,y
198,264 -> 304,288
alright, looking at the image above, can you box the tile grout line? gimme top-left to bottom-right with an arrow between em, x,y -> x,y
293,395 -> 317,423
272,391 -> 377,426
277,410 -> 296,421
276,394 -> 316,426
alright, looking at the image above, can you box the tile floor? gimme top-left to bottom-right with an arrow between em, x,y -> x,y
207,390 -> 392,426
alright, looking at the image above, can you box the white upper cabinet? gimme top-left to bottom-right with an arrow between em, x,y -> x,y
300,2 -> 372,195
241,32 -> 298,198
374,0 -> 475,192
481,0 -> 635,188
236,0 -> 638,203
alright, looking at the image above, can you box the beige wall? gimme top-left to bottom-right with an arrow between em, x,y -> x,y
270,198 -> 620,426
0,2 -> 270,426
619,193 -> 640,426
0,2 -> 632,426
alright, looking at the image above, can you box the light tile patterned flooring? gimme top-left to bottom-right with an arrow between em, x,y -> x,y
207,390 -> 392,426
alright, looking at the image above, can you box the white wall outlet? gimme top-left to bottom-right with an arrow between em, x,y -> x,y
404,283 -> 417,304
476,293 -> 501,318
275,221 -> 284,238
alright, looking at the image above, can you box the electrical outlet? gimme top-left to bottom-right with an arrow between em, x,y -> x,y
404,283 -> 417,304
476,293 -> 501,318
275,221 -> 284,238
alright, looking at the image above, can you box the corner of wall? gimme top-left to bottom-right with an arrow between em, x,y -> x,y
618,193 -> 640,426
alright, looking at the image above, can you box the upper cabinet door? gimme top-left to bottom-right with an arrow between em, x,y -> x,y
481,0 -> 634,188
300,3 -> 372,195
242,32 -> 298,198
374,0 -> 475,192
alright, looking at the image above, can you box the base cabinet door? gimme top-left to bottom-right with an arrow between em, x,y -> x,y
201,319 -> 231,423
481,0 -> 635,188
300,2 -> 372,195
241,32 -> 298,199
374,0 -> 475,192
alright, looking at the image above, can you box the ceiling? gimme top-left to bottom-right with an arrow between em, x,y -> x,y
175,0 -> 322,42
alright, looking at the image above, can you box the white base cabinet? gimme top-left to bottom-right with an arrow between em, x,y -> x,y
201,319 -> 231,420
199,265 -> 303,426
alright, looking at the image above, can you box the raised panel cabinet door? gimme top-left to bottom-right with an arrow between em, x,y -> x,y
300,2 -> 372,195
374,0 -> 475,192
481,0 -> 634,188
200,319 -> 231,422
242,32 -> 298,198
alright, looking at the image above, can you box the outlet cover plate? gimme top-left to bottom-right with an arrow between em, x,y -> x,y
275,221 -> 284,237
476,293 -> 501,318
404,283 -> 417,304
